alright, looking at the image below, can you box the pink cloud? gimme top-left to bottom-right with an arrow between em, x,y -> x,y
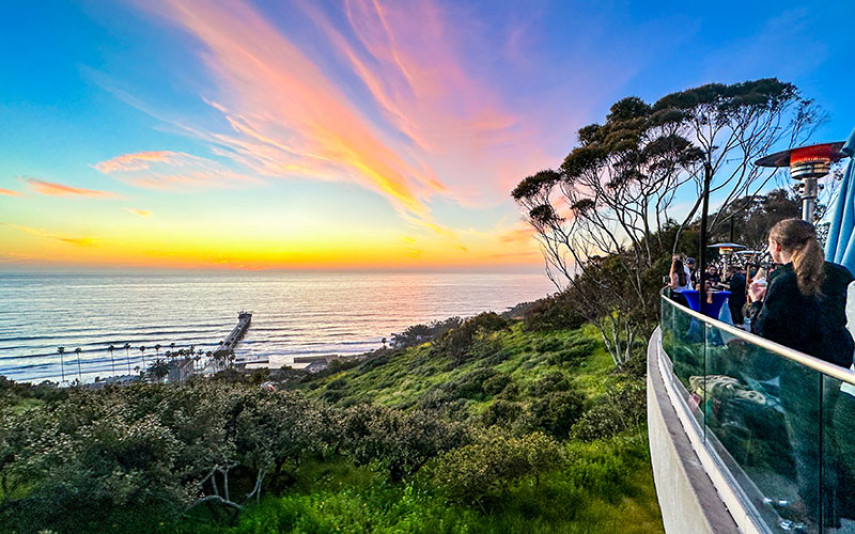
301,0 -> 552,203
127,208 -> 152,217
131,0 -> 439,218
94,151 -> 178,173
94,151 -> 259,191
0,188 -> 22,197
25,178 -> 117,198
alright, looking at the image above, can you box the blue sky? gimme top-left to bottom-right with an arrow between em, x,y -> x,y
1,0 -> 853,270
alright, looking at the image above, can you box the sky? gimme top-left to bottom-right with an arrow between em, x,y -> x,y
1,0 -> 854,271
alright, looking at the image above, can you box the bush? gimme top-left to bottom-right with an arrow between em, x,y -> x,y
431,313 -> 509,366
431,431 -> 566,507
523,294 -> 587,332
535,338 -> 563,353
525,390 -> 585,439
548,341 -> 596,365
527,371 -> 571,397
440,368 -> 498,401
392,317 -> 463,349
482,374 -> 512,396
572,382 -> 646,441
480,400 -> 523,428
340,406 -> 468,482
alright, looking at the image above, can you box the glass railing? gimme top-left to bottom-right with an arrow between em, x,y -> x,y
660,295 -> 855,534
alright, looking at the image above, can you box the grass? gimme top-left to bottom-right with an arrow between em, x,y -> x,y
171,431 -> 662,534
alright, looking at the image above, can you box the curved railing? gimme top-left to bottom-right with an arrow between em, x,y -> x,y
658,295 -> 855,534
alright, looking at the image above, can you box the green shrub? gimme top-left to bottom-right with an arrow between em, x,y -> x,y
549,341 -> 596,365
525,390 -> 585,439
523,294 -> 586,332
480,400 -> 523,428
572,382 -> 646,441
527,371 -> 571,397
431,431 -> 566,507
431,313 -> 509,366
535,338 -> 563,353
482,374 -> 512,396
340,406 -> 468,482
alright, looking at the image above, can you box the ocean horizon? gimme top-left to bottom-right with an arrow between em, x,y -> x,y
0,270 -> 554,384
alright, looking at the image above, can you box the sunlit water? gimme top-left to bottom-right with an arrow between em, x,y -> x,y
0,271 -> 553,384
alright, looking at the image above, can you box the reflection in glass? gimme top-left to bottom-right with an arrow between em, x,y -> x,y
660,298 -> 842,533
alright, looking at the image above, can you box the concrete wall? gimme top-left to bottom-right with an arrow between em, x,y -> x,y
647,328 -> 740,534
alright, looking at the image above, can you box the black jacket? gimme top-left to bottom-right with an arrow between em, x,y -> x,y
750,262 -> 855,367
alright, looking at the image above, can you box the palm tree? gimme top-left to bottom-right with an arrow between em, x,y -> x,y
108,344 -> 116,376
57,346 -> 66,383
139,346 -> 147,373
74,347 -> 82,383
170,342 -> 176,357
154,343 -> 161,359
123,343 -> 131,374
149,359 -> 169,381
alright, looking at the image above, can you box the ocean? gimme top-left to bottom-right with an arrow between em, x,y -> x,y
0,271 -> 554,384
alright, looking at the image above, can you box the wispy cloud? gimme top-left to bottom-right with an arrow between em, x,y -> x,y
129,0 -> 439,219
0,188 -> 23,197
4,223 -> 97,247
301,0 -> 548,201
94,151 -> 178,173
127,208 -> 152,217
24,178 -> 118,198
94,151 -> 258,191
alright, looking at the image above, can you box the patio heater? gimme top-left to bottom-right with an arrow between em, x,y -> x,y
755,141 -> 846,222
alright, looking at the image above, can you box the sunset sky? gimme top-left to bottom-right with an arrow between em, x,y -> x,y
2,0 -> 854,271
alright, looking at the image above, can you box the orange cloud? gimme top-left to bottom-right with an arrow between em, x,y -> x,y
25,178 -> 117,198
299,0 -> 550,204
499,225 -> 537,244
0,188 -> 22,197
4,223 -> 97,247
94,151 -> 178,173
131,0 -> 451,224
127,208 -> 152,217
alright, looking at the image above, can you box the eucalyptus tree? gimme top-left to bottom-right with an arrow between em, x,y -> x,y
512,78 -> 822,366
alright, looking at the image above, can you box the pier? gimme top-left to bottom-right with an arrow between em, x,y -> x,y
216,311 -> 252,356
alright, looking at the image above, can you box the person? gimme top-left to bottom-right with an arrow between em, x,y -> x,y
669,255 -> 692,292
748,219 -> 854,364
685,257 -> 697,286
726,265 -> 747,325
747,218 -> 855,529
705,264 -> 722,285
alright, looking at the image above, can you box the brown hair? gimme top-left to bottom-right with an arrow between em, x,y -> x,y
769,218 -> 825,296
670,255 -> 687,287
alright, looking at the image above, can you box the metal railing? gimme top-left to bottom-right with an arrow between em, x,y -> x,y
659,295 -> 855,534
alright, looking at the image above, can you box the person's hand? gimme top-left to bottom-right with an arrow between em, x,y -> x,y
748,281 -> 766,303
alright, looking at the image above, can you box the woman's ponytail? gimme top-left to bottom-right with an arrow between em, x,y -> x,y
769,218 -> 825,296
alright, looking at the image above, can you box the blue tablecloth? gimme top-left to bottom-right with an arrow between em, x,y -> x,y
678,290 -> 731,319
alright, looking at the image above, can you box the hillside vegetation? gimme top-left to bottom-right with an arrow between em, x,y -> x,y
0,310 -> 662,534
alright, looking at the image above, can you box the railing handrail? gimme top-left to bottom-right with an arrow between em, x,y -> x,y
660,294 -> 855,386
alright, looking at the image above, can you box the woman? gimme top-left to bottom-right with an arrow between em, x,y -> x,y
748,219 -> 854,365
669,255 -> 692,292
748,218 -> 855,529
